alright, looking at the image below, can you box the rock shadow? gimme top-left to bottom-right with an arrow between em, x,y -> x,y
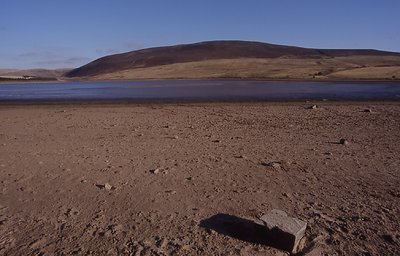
200,213 -> 302,254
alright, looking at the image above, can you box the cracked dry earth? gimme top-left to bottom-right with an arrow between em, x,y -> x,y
0,102 -> 399,255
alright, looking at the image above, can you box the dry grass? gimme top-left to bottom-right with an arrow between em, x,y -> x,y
89,56 -> 400,81
328,66 -> 400,79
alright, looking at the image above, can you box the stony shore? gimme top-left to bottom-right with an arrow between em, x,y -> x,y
0,102 -> 399,255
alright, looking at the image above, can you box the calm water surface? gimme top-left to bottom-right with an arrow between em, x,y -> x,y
0,80 -> 399,102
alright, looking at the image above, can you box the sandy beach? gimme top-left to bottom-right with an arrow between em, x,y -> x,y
0,102 -> 399,255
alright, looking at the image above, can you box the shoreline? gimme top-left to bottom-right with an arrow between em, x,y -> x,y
1,77 -> 399,85
1,99 -> 400,107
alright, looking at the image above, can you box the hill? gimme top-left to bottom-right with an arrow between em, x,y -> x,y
0,68 -> 71,82
0,68 -> 71,77
65,41 -> 400,81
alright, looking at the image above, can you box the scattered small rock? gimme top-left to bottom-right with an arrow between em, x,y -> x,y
96,183 -> 113,190
157,237 -> 168,249
104,183 -> 113,190
363,108 -> 372,113
339,139 -> 349,145
164,125 -> 175,129
108,224 -> 123,234
261,161 -> 282,170
308,105 -> 317,109
207,228 -> 217,236
151,168 -> 160,174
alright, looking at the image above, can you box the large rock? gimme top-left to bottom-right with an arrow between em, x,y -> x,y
259,209 -> 307,254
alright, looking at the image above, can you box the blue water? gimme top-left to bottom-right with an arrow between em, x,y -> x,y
0,80 -> 399,102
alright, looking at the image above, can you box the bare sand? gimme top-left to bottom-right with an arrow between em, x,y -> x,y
0,102 -> 399,255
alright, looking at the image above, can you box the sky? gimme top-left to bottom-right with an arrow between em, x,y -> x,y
0,0 -> 399,69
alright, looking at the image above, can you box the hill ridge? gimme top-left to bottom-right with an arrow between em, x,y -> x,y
65,40 -> 400,80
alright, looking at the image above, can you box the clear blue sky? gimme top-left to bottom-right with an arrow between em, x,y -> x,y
1,0 -> 399,69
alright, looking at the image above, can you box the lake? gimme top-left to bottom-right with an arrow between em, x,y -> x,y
0,80 -> 400,102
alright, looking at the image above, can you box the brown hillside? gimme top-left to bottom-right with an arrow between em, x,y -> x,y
66,41 -> 400,78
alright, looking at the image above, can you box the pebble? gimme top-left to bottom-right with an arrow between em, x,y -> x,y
104,183 -> 113,190
261,161 -> 282,170
339,139 -> 349,145
151,168 -> 160,174
363,108 -> 372,113
308,105 -> 317,109
207,228 -> 217,235
157,237 -> 168,249
96,183 -> 113,190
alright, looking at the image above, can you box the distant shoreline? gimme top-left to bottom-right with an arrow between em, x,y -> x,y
1,77 -> 399,85
1,100 -> 399,108
0,77 -> 59,84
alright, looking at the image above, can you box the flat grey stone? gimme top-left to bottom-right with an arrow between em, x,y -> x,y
259,209 -> 307,254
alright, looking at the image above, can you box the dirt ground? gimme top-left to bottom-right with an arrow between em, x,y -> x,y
0,102 -> 399,255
